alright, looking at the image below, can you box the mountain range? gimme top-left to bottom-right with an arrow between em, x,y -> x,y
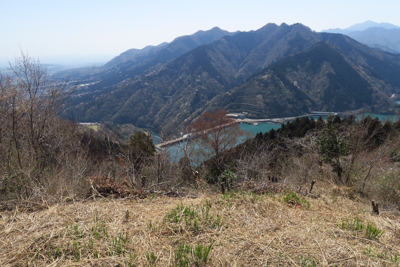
56,27 -> 235,90
323,20 -> 400,34
323,20 -> 400,54
61,23 -> 400,135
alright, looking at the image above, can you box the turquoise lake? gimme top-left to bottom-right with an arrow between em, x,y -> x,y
239,122 -> 282,136
155,113 -> 400,162
163,122 -> 282,163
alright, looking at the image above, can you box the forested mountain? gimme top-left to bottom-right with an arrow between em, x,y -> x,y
63,23 -> 400,135
346,28 -> 400,54
56,27 -> 234,91
103,43 -> 168,68
205,41 -> 396,118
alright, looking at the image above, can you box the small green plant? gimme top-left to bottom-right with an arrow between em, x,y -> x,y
341,217 -> 384,239
40,216 -> 134,262
248,191 -> 261,203
220,191 -> 235,199
174,242 -> 213,266
72,241 -> 80,261
341,216 -> 364,232
147,221 -> 157,231
365,245 -> 372,257
65,223 -> 84,239
109,232 -> 129,256
283,192 -> 310,209
164,201 -> 223,234
91,217 -> 108,239
146,251 -> 157,267
297,255 -> 317,267
88,238 -> 94,249
193,243 -> 213,265
54,247 -> 62,258
390,253 -> 399,263
126,252 -> 138,267
366,223 -> 385,239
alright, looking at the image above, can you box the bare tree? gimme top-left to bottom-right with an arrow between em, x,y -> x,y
188,109 -> 246,176
0,53 -> 77,200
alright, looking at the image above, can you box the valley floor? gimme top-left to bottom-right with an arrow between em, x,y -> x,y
1,186 -> 399,266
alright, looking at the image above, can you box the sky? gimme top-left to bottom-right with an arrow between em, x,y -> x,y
1,0 -> 400,67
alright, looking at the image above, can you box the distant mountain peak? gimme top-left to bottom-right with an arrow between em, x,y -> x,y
210,26 -> 222,31
322,20 -> 400,34
322,21 -> 400,54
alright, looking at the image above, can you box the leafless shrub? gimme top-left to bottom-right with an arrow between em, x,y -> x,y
236,130 -> 322,192
0,53 -> 85,203
140,149 -> 181,190
235,142 -> 277,182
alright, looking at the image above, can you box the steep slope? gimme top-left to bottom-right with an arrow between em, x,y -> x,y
65,23 -> 323,133
53,42 -> 168,80
320,33 -> 400,91
322,21 -> 400,54
206,42 -> 395,118
347,27 -> 400,54
64,23 -> 400,135
56,27 -> 233,91
103,43 -> 168,68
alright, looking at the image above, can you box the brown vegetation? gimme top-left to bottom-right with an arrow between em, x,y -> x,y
0,54 -> 86,202
2,56 -> 400,266
1,186 -> 399,266
187,109 -> 248,180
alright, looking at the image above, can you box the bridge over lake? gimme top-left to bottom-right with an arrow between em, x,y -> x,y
156,112 -> 338,149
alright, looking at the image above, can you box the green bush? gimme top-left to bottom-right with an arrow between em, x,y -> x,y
218,169 -> 237,190
317,116 -> 349,182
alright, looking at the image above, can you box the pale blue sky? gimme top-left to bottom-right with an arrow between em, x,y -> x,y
1,0 -> 399,67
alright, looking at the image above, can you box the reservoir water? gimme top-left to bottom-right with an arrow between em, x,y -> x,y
164,122 -> 282,163
239,122 -> 282,136
157,113 -> 400,162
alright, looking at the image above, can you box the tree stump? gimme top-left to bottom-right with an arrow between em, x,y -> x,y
309,180 -> 316,194
372,200 -> 379,215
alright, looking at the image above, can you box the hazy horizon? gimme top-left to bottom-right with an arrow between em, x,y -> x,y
0,54 -> 115,69
2,0 -> 400,67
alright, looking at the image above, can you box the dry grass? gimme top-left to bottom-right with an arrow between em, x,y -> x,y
1,185 -> 399,266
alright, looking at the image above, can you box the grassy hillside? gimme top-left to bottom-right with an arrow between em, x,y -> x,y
1,186 -> 399,266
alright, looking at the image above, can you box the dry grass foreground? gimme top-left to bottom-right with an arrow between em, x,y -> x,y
1,186 -> 399,267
